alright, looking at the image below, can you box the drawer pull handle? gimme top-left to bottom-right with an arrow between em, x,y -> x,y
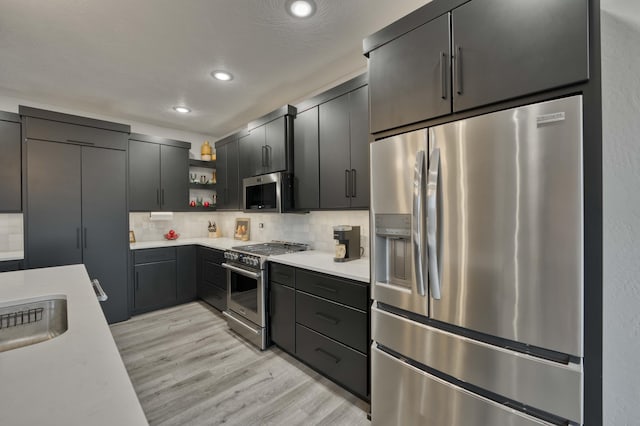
315,347 -> 340,364
313,284 -> 337,294
315,312 -> 340,325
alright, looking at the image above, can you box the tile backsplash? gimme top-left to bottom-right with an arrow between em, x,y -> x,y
130,210 -> 370,257
0,214 -> 24,252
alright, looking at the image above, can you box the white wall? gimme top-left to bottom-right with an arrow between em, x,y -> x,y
130,210 -> 370,257
601,10 -> 640,424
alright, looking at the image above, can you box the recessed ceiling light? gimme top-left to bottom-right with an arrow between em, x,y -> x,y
287,0 -> 316,18
173,106 -> 191,114
211,70 -> 233,81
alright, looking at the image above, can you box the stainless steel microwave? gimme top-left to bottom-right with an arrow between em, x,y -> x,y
243,172 -> 293,213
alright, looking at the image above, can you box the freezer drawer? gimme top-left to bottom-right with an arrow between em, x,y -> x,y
372,346 -> 553,426
372,306 -> 582,423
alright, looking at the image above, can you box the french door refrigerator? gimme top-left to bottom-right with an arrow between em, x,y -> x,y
370,95 -> 584,425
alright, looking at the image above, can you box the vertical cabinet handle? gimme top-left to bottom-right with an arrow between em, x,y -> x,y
351,169 -> 356,198
261,146 -> 267,168
344,170 -> 351,198
76,228 -> 81,249
440,51 -> 447,99
83,228 -> 87,249
455,45 -> 463,95
265,144 -> 272,169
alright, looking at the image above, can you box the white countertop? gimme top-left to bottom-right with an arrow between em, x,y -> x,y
130,237 -> 247,251
0,265 -> 148,426
0,250 -> 24,261
270,251 -> 370,283
130,238 -> 370,282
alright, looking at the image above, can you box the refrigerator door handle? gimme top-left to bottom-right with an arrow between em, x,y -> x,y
413,150 -> 427,296
427,148 -> 441,299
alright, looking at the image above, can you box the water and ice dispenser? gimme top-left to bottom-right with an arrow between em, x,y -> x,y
374,214 -> 413,289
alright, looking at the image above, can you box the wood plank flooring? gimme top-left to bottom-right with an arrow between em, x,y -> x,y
110,301 -> 370,426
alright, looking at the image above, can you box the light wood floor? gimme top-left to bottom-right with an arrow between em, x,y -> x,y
110,301 -> 370,426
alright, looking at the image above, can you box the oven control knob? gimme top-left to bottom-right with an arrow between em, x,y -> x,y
252,258 -> 259,267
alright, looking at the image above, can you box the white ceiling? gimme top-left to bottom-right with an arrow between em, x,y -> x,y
0,0 -> 430,139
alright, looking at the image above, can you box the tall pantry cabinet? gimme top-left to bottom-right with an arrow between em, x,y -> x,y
21,107 -> 130,323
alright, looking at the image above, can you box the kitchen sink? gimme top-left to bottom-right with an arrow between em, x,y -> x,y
0,297 -> 68,353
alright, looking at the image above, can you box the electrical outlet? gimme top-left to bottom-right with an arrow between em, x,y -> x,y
259,223 -> 264,229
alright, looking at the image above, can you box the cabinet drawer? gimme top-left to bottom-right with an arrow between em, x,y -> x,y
200,247 -> 225,264
296,291 -> 367,353
203,259 -> 226,290
270,262 -> 294,287
198,281 -> 227,312
133,247 -> 175,264
296,269 -> 368,311
296,324 -> 367,398
25,117 -> 127,150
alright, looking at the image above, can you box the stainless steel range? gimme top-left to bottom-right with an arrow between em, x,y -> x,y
222,241 -> 307,350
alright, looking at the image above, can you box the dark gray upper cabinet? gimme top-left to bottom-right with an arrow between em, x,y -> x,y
128,140 -> 161,211
265,117 -> 287,172
0,114 -> 21,212
365,0 -> 589,133
451,0 -> 588,112
292,107 -> 319,210
22,115 -> 128,150
368,13 -> 451,133
26,140 -> 83,268
239,126 -> 265,179
215,135 -> 241,210
160,144 -> 189,210
319,86 -> 370,210
348,86 -> 370,209
319,95 -> 351,209
129,134 -> 190,211
239,106 -> 296,178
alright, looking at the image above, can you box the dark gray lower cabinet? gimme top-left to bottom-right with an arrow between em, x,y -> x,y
131,246 -> 198,314
134,260 -> 176,311
0,260 -> 22,272
268,262 -> 369,400
177,246 -> 197,303
197,247 -> 227,311
296,324 -> 368,398
270,281 -> 295,354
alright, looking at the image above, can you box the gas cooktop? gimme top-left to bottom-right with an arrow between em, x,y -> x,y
231,241 -> 308,257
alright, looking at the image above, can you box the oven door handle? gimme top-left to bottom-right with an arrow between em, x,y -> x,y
222,263 -> 261,279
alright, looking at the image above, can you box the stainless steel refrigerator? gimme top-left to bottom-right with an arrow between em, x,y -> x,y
370,96 -> 584,425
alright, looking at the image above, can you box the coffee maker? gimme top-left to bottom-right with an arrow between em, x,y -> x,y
333,225 -> 361,262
